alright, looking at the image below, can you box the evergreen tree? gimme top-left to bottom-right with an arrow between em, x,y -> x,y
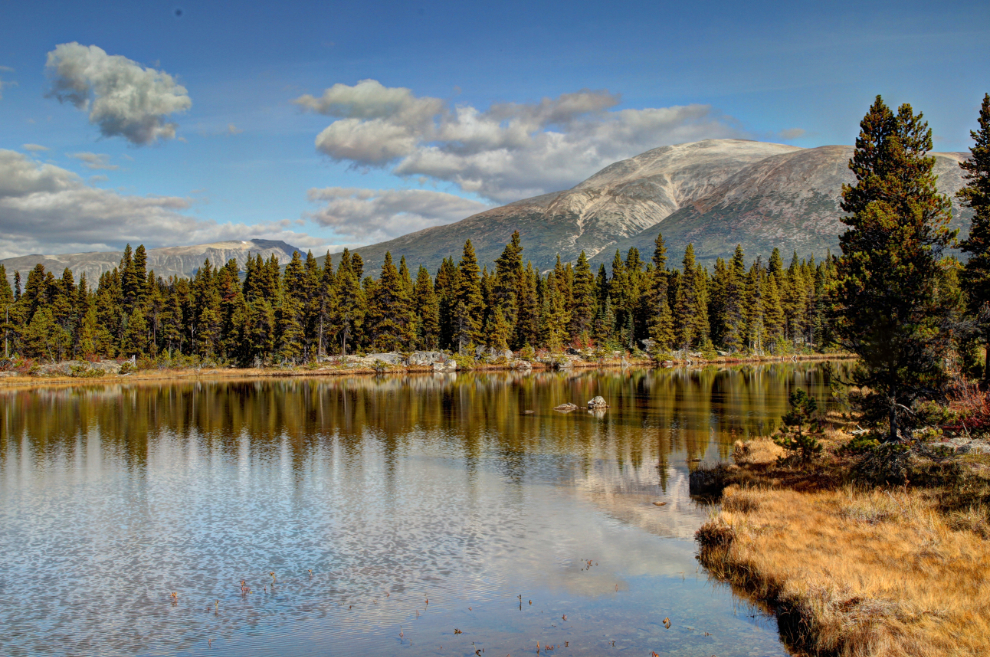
435,257 -> 458,350
335,257 -> 365,355
412,265 -> 440,350
837,96 -> 957,440
570,251 -> 596,339
541,272 -> 570,350
366,252 -> 415,352
959,93 -> 990,380
513,263 -> 540,349
484,306 -> 512,352
453,240 -> 484,351
493,231 -> 524,331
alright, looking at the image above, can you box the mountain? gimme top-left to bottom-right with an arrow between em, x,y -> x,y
347,139 -> 970,274
603,145 -> 970,268
2,239 -> 300,284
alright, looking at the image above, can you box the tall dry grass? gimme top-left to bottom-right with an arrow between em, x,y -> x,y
699,482 -> 990,656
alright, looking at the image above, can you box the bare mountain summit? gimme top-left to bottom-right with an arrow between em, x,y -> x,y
348,139 -> 969,273
2,239 -> 300,283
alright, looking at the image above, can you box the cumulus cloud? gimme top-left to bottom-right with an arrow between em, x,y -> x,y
306,187 -> 491,242
0,150 -> 324,259
297,81 -> 744,202
45,43 -> 192,145
22,144 -> 50,152
69,152 -> 119,170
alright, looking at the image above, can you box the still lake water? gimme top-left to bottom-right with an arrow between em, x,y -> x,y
0,364 -> 836,656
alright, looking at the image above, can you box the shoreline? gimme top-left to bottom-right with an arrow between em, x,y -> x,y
0,352 -> 846,390
693,435 -> 990,657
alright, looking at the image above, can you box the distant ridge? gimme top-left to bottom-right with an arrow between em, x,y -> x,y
344,139 -> 970,274
1,239 -> 301,283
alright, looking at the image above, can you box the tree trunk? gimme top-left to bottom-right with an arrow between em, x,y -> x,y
888,401 -> 898,442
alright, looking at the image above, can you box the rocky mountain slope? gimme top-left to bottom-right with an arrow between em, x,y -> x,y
348,139 -> 970,273
2,239 -> 300,283
603,145 -> 970,268
347,139 -> 801,272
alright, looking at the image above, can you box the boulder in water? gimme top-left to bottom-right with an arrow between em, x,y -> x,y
587,396 -> 608,409
554,403 -> 578,412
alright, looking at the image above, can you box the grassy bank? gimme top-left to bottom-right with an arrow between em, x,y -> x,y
0,352 -> 844,390
695,432 -> 990,656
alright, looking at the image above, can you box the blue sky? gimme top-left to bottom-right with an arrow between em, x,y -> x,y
0,0 -> 987,258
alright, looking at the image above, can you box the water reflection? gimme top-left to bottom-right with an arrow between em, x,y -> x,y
0,363 -> 844,656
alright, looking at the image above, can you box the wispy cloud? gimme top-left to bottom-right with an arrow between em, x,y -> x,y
68,152 -> 119,170
22,144 -> 50,152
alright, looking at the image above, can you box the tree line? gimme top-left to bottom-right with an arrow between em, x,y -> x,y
0,231 -> 841,364
1,90 -> 987,400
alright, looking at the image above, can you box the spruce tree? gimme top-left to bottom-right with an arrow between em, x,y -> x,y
412,265 -> 440,350
959,94 -> 990,380
570,251 -> 596,339
366,252 -> 415,352
453,240 -> 484,351
493,231 -> 524,331
837,96 -> 957,440
435,257 -> 458,350
513,263 -> 540,349
484,306 -> 512,352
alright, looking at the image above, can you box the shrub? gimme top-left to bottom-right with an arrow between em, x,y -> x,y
774,389 -> 823,462
70,364 -> 105,378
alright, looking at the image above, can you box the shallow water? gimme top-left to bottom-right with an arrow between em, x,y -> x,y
0,364 -> 840,656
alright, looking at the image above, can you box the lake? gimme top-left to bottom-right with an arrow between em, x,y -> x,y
0,364 -> 838,656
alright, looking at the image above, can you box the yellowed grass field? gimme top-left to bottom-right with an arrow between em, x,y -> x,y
699,440 -> 990,657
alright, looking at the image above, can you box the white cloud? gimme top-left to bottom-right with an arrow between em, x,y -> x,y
22,144 -> 50,152
227,123 -> 242,135
779,128 -> 806,140
0,150 -> 324,259
297,81 -> 745,202
306,187 -> 491,243
89,175 -> 109,183
69,152 -> 119,170
45,43 -> 192,145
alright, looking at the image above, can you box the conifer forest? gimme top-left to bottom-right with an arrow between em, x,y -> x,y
0,231 -> 846,366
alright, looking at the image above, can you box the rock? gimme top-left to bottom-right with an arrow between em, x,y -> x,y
365,352 -> 405,365
432,360 -> 457,373
511,359 -> 533,370
661,360 -> 674,368
652,501 -> 667,507
587,396 -> 608,409
554,403 -> 578,412
406,351 -> 447,366
523,410 -> 535,414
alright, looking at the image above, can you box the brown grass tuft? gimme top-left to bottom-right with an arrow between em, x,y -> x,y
733,438 -> 786,465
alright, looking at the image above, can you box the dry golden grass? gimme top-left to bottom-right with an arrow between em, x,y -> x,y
699,481 -> 990,656
733,438 -> 786,465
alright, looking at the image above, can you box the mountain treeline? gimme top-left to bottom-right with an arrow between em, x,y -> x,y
0,233 -> 843,365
